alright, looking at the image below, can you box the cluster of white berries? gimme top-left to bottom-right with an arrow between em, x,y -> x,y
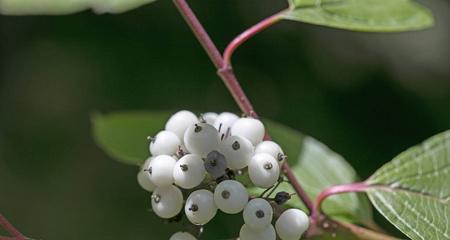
137,110 -> 309,240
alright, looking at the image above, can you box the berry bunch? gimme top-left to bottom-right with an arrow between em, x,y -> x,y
137,110 -> 309,240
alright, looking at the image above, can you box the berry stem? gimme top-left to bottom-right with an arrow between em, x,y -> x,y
0,213 -> 26,240
222,11 -> 284,70
313,182 -> 369,220
172,0 -> 314,213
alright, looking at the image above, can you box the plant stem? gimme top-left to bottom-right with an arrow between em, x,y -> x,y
313,182 -> 369,220
0,214 -> 26,240
337,221 -> 399,240
172,0 -> 314,213
222,11 -> 284,70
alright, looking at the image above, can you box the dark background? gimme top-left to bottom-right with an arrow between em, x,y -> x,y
0,0 -> 449,239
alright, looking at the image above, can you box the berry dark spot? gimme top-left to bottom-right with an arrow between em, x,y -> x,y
221,190 -> 231,199
264,163 -> 273,170
189,204 -> 199,212
152,194 -> 161,204
255,210 -> 265,218
194,124 -> 202,133
180,164 -> 189,171
232,141 -> 240,150
277,153 -> 287,162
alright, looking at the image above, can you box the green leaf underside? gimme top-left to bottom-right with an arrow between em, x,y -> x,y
251,120 -> 373,225
91,111 -> 372,225
0,0 -> 156,15
91,111 -> 169,166
284,0 -> 433,32
366,130 -> 450,240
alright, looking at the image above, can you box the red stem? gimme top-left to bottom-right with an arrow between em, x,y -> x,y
0,214 -> 26,240
222,11 -> 284,69
172,0 -> 314,213
313,182 -> 369,220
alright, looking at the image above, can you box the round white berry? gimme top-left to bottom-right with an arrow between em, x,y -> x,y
231,118 -> 265,146
220,135 -> 254,169
137,157 -> 156,192
255,141 -> 284,162
184,123 -> 219,157
149,130 -> 181,156
185,189 -> 217,225
201,112 -> 218,125
173,154 -> 205,189
151,185 -> 183,219
213,112 -> 238,135
165,110 -> 199,143
169,232 -> 197,240
275,209 -> 309,240
248,153 -> 280,188
239,223 -> 276,240
148,155 -> 177,187
243,198 -> 273,230
214,180 -> 248,214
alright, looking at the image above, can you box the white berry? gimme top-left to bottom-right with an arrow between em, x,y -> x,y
239,223 -> 276,240
213,112 -> 238,135
151,185 -> 183,219
248,153 -> 280,188
255,141 -> 284,162
220,135 -> 254,169
169,232 -> 197,240
231,117 -> 265,146
173,154 -> 205,189
149,130 -> 181,156
275,209 -> 309,240
165,110 -> 199,143
184,123 -> 219,157
185,189 -> 217,225
202,112 -> 218,125
214,180 -> 248,214
243,198 -> 273,230
148,155 -> 177,187
137,157 -> 156,192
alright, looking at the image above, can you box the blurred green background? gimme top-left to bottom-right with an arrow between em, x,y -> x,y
0,0 -> 449,239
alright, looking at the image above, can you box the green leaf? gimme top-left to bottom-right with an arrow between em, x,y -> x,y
284,0 -> 433,32
365,130 -> 450,240
91,111 -> 169,166
0,0 -> 157,15
251,120 -> 373,225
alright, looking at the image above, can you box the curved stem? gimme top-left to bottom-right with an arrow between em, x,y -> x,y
172,0 -> 314,213
222,11 -> 284,70
313,182 -> 369,220
0,213 -> 26,240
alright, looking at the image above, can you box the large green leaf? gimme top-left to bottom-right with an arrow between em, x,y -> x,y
284,0 -> 433,32
0,0 -> 156,15
254,120 -> 373,225
365,130 -> 450,240
91,111 -> 169,166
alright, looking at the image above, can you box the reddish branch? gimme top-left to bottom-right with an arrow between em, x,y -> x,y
313,182 -> 369,220
0,214 -> 26,240
172,0 -> 314,214
222,11 -> 284,69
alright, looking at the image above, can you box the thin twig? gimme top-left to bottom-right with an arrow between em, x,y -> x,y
172,0 -> 314,214
0,214 -> 26,240
312,182 -> 369,220
222,10 -> 285,69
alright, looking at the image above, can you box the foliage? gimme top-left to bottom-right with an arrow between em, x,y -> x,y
365,130 -> 450,240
